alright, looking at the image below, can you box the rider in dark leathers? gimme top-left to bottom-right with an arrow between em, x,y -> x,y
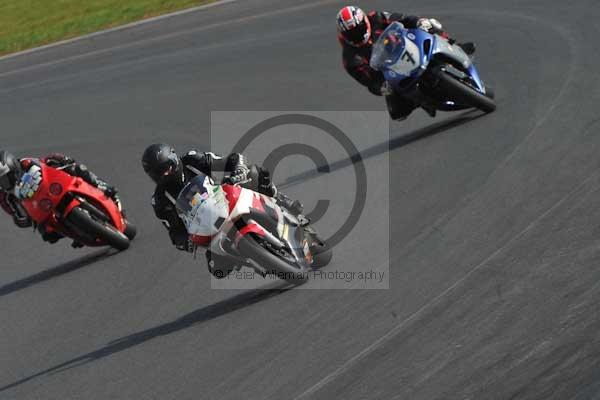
142,144 -> 303,277
0,151 -> 120,247
337,6 -> 475,120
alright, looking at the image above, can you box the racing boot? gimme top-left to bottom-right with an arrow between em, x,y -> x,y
275,192 -> 310,226
275,192 -> 304,216
98,182 -> 125,214
39,224 -> 63,244
99,182 -> 118,202
79,167 -> 119,204
458,42 -> 476,55
258,169 -> 307,222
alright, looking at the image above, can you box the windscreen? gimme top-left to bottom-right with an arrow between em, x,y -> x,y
370,22 -> 406,71
175,175 -> 210,216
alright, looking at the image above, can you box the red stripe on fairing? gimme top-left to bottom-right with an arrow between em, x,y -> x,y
239,223 -> 265,238
252,194 -> 266,212
234,223 -> 266,248
222,184 -> 241,213
191,234 -> 212,246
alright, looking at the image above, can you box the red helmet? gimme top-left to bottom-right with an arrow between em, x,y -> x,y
337,6 -> 372,47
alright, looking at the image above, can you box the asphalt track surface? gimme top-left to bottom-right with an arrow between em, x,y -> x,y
2,0 -> 600,399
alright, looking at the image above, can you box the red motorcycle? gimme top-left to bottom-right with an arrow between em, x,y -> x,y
15,160 -> 136,250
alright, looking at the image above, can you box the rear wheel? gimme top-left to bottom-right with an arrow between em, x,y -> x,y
66,207 -> 130,251
237,234 -> 308,285
437,70 -> 496,113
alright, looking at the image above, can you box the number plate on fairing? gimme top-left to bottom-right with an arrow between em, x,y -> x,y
389,39 -> 421,76
15,165 -> 43,199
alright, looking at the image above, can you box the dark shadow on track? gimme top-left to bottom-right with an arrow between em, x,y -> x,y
0,249 -> 113,297
0,281 -> 292,393
278,110 -> 484,189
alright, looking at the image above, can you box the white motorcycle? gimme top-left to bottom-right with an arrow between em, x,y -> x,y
175,173 -> 332,285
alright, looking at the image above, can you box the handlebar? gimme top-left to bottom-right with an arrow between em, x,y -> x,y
223,175 -> 252,186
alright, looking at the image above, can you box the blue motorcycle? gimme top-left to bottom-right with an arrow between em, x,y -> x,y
370,22 -> 496,118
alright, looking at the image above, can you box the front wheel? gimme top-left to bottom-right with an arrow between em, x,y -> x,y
237,234 -> 308,285
437,71 -> 496,113
66,207 -> 130,251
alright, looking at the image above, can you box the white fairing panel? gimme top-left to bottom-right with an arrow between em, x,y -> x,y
229,188 -> 255,220
432,36 -> 472,68
389,39 -> 421,76
180,185 -> 229,237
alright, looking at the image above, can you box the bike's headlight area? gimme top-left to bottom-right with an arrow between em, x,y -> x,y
49,183 -> 63,196
39,198 -> 53,212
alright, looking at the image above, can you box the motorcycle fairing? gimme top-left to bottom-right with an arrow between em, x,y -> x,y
372,22 -> 486,94
17,163 -> 124,232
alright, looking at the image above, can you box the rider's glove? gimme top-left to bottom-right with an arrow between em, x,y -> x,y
417,18 -> 443,33
229,164 -> 250,185
429,18 -> 443,31
417,18 -> 433,32
258,169 -> 277,197
380,81 -> 393,96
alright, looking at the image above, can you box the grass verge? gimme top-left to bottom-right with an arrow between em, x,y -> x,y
0,0 -> 217,55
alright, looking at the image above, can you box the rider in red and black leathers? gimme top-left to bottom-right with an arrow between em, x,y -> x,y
340,11 -> 423,96
0,151 -> 119,246
337,7 -> 475,120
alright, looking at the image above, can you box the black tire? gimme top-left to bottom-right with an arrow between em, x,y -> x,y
66,207 -> 130,251
385,92 -> 416,120
237,235 -> 308,285
308,235 -> 332,269
123,222 -> 137,240
437,71 -> 496,113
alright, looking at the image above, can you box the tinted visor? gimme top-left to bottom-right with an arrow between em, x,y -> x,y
145,157 -> 179,184
343,20 -> 369,45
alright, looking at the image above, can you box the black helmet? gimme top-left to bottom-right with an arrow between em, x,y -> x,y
0,151 -> 22,191
141,144 -> 183,185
